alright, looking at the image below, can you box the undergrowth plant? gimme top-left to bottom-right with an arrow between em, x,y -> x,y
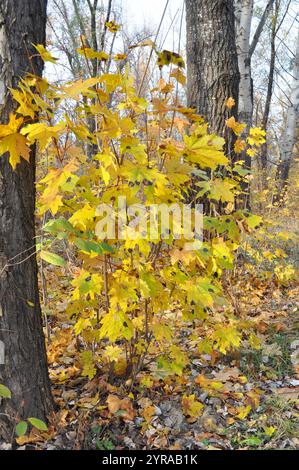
0,39 -> 268,385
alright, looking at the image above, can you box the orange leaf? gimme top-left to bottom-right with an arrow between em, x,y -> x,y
107,394 -> 135,421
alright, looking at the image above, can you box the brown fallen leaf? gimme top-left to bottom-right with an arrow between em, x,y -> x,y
275,387 -> 299,401
213,366 -> 241,382
16,428 -> 49,446
143,405 -> 156,422
107,394 -> 135,421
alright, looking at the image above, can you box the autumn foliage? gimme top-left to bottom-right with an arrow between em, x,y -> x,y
0,42 -> 274,393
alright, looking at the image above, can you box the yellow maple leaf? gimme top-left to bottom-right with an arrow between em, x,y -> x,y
80,351 -> 96,380
182,394 -> 204,418
183,133 -> 228,170
33,44 -> 58,63
234,138 -> 246,154
236,405 -> 251,420
77,47 -> 109,61
104,345 -> 123,362
105,21 -> 121,33
0,114 -> 23,137
208,179 -> 236,203
21,121 -> 65,151
195,375 -> 224,391
226,116 -> 246,136
212,325 -> 242,354
157,50 -> 185,68
246,147 -> 257,157
0,133 -> 31,169
74,317 -> 92,335
100,310 -> 133,342
63,77 -> 101,99
247,127 -> 266,147
170,67 -> 186,85
39,161 -> 78,214
225,97 -> 236,109
71,270 -> 103,300
10,88 -> 36,119
69,204 -> 95,231
0,114 -> 32,168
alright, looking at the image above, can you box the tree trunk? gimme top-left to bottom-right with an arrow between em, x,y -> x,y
236,0 -> 253,126
274,30 -> 299,204
234,0 -> 243,31
236,0 -> 275,159
261,0 -> 278,169
248,0 -> 275,59
0,0 -> 54,441
186,0 -> 240,137
236,0 -> 253,170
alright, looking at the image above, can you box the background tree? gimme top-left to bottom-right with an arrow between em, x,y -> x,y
236,0 -> 274,134
185,0 -> 240,137
257,0 -> 293,171
235,0 -> 274,207
274,29 -> 299,203
0,0 -> 53,440
48,0 -> 115,79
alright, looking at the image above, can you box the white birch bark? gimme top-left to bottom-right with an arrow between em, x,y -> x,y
236,0 -> 253,127
234,0 -> 243,33
277,30 -> 299,183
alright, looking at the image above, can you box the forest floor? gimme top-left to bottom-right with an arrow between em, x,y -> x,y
2,268 -> 297,451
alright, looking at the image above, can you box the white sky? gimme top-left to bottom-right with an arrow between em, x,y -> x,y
122,0 -> 183,32
121,0 -> 185,50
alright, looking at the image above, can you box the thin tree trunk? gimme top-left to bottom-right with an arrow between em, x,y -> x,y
0,0 -> 54,441
86,0 -> 99,158
261,0 -> 279,169
186,0 -> 240,137
274,30 -> 299,204
234,0 -> 243,31
235,0 -> 274,208
234,0 -> 253,209
248,0 -> 275,59
236,0 -> 253,163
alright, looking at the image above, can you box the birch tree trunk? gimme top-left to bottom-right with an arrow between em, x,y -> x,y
236,0 -> 253,172
186,0 -> 240,137
236,0 -> 253,128
0,0 -> 53,440
234,0 -> 243,30
274,30 -> 299,203
236,0 -> 274,162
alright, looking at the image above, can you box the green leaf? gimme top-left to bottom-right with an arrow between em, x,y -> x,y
101,241 -> 114,253
43,217 -> 78,236
0,384 -> 11,399
28,417 -> 48,431
241,437 -> 262,447
16,421 -> 28,437
40,250 -> 66,267
74,238 -> 103,255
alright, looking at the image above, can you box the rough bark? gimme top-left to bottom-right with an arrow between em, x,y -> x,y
186,0 -> 240,137
0,0 -> 54,441
274,30 -> 299,204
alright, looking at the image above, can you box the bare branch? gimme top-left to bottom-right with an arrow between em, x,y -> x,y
249,0 -> 275,59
